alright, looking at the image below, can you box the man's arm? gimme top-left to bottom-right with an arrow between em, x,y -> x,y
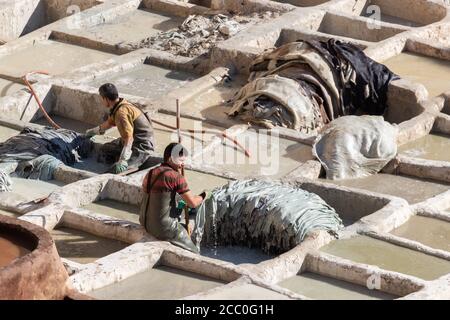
142,172 -> 203,207
85,120 -> 114,137
180,191 -> 204,208
99,120 -> 114,132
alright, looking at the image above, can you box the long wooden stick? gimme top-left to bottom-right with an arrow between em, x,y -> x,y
176,99 -> 191,235
152,119 -> 250,158
117,167 -> 139,176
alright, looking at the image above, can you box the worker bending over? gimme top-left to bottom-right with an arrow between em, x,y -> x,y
85,83 -> 155,174
140,143 -> 207,253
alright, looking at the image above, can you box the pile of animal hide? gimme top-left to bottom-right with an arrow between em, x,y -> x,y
127,12 -> 279,57
127,14 -> 241,57
0,127 -> 92,191
0,170 -> 12,192
229,40 -> 399,133
192,180 -> 343,254
313,115 -> 398,180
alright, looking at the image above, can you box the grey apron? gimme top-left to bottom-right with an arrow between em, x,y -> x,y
139,167 -> 199,253
99,100 -> 155,169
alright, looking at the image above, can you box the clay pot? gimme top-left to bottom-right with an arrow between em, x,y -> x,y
0,214 -> 68,299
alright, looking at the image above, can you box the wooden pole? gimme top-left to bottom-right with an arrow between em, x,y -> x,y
176,99 -> 191,236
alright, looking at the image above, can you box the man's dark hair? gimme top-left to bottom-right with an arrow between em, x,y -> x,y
99,83 -> 119,101
164,143 -> 188,163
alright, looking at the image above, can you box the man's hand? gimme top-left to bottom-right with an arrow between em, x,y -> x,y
112,160 -> 128,174
85,126 -> 103,138
199,190 -> 211,201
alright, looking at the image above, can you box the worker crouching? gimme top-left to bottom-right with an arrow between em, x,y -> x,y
85,83 -> 155,174
140,143 -> 208,253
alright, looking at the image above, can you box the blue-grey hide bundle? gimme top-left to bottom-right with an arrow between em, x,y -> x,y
16,155 -> 63,181
0,170 -> 12,192
193,180 -> 343,254
0,127 -> 92,191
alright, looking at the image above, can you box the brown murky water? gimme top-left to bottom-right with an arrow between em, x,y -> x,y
36,115 -> 122,147
278,272 -> 396,300
36,112 -> 224,156
0,209 -> 19,218
383,52 -> 450,97
321,235 -> 450,280
273,0 -> 328,8
0,232 -> 30,268
391,215 -> 450,252
75,9 -> 183,46
183,76 -> 246,122
0,177 -> 64,204
0,125 -> 19,142
83,174 -> 228,229
201,246 -> 274,265
317,14 -> 403,43
199,129 -> 314,179
200,284 -> 291,300
34,115 -> 119,173
398,134 -> 450,162
51,227 -> 128,264
0,78 -> 24,97
34,115 -> 94,133
0,40 -> 114,77
89,265 -> 225,299
84,199 -> 139,223
360,10 -> 421,27
184,170 -> 229,195
33,116 -> 113,173
377,14 -> 421,26
89,64 -> 196,99
71,156 -> 111,174
152,114 -> 225,155
328,173 -> 450,204
35,114 -> 231,174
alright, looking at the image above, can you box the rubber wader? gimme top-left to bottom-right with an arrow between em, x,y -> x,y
139,167 -> 199,253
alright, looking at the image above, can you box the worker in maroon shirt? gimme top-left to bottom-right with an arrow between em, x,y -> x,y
140,143 -> 207,253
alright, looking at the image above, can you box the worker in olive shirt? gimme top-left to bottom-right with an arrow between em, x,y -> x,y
140,143 -> 208,253
85,83 -> 155,174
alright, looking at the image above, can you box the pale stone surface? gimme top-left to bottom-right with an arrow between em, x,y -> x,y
0,40 -> 114,77
0,0 -> 450,300
89,265 -> 225,300
197,284 -> 293,300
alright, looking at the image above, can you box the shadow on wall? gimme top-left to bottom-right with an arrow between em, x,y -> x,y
188,0 -> 213,7
0,84 -> 111,129
23,87 -> 56,123
355,0 -> 447,27
19,0 -> 101,37
443,95 -> 450,115
273,0 -> 329,7
0,81 -> 20,98
20,1 -> 46,36
300,182 -> 392,225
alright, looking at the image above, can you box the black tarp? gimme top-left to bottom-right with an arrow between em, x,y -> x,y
306,39 -> 400,116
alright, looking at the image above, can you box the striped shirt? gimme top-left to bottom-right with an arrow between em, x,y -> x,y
144,164 -> 189,195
